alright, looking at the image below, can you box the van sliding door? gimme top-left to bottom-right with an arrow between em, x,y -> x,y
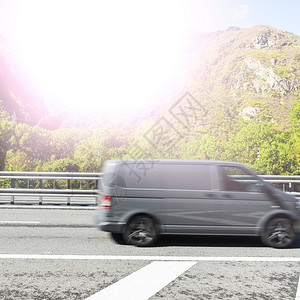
162,164 -> 219,234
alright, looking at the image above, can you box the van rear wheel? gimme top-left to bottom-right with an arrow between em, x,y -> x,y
123,215 -> 157,247
261,217 -> 295,248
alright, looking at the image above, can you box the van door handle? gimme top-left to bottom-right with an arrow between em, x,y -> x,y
223,194 -> 234,199
271,205 -> 280,209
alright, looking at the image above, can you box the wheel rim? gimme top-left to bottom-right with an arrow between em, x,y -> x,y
126,217 -> 155,245
267,220 -> 294,247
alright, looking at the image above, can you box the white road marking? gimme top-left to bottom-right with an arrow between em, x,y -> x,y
0,221 -> 40,224
86,261 -> 196,300
296,274 -> 300,300
0,205 -> 95,210
0,254 -> 300,262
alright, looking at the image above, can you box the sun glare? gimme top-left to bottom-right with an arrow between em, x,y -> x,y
14,0 -> 186,117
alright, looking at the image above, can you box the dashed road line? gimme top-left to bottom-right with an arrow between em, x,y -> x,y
0,221 -> 41,225
0,205 -> 95,210
86,261 -> 196,300
0,254 -> 300,261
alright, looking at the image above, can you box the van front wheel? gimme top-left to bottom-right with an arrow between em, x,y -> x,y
123,216 -> 157,247
261,217 -> 295,248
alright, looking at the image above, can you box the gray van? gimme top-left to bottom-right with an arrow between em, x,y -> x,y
96,159 -> 300,248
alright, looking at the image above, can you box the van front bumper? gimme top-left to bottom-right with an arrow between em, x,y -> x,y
99,221 -> 126,233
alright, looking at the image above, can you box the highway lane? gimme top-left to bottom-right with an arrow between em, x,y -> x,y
1,206 -> 300,257
0,205 -> 96,227
1,226 -> 300,257
0,207 -> 300,299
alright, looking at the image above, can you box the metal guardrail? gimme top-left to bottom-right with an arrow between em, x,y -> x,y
0,172 -> 102,206
0,172 -> 300,206
259,175 -> 300,198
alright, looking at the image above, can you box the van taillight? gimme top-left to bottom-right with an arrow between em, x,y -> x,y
100,196 -> 111,209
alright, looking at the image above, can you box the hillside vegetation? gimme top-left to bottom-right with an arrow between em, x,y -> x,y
0,25 -> 300,174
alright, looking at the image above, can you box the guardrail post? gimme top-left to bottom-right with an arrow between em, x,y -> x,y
39,179 -> 43,189
11,179 -> 15,189
67,179 -> 71,205
289,182 -> 295,193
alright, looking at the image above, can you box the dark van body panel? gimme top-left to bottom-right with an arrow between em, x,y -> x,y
97,159 -> 300,247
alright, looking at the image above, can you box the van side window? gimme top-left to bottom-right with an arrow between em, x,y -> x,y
164,164 -> 211,190
120,163 -> 212,190
219,166 -> 262,192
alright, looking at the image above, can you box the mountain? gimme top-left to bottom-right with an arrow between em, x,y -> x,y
125,25 -> 300,175
1,25 -> 300,174
0,25 -> 299,130
159,25 -> 300,129
0,35 -> 50,125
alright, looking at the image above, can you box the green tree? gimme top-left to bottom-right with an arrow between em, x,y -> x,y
223,122 -> 276,166
0,119 -> 15,170
42,157 -> 79,172
51,128 -> 83,160
5,149 -> 36,171
255,134 -> 299,175
74,136 -> 107,172
9,123 -> 53,162
290,100 -> 300,135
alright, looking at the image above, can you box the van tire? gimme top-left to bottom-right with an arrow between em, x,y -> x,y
261,217 -> 295,248
110,232 -> 126,245
123,215 -> 157,247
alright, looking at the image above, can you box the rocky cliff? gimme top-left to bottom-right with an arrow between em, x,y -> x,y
176,25 -> 300,128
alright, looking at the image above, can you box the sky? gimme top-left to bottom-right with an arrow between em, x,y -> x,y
1,0 -> 300,39
181,0 -> 300,36
0,0 -> 299,117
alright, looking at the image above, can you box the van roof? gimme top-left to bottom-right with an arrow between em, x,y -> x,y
104,159 -> 244,167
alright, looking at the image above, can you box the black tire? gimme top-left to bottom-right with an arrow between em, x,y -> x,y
261,217 -> 295,248
123,215 -> 157,247
110,232 -> 126,245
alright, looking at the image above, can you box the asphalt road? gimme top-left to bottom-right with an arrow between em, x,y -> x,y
0,206 -> 300,299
